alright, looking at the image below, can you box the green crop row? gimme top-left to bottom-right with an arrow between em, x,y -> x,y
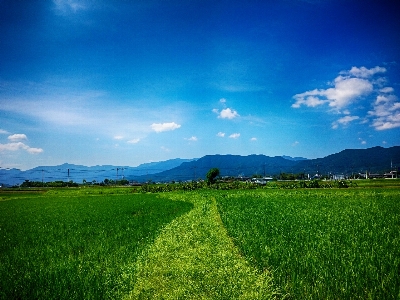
216,189 -> 400,299
0,193 -> 192,299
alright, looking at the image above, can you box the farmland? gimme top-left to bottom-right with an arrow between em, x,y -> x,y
217,189 -> 400,299
0,191 -> 193,299
1,181 -> 399,299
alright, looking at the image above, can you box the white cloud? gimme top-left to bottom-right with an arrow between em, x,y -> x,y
219,98 -> 226,103
346,66 -> 386,78
127,138 -> 140,144
8,134 -> 27,141
26,147 -> 44,154
229,133 -> 240,139
113,135 -> 124,140
291,94 -> 328,108
161,146 -> 170,152
151,122 -> 181,132
358,138 -> 367,145
292,66 -> 400,131
217,132 -> 225,137
292,66 -> 386,110
368,94 -> 400,130
218,108 -> 240,119
0,142 -> 43,154
0,129 -> 9,134
332,115 -> 360,129
292,76 -> 373,110
250,137 -> 257,141
327,77 -> 373,109
380,87 -> 394,93
292,141 -> 299,146
186,136 -> 198,141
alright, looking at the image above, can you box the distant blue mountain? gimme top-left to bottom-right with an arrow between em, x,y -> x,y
129,146 -> 400,183
1,146 -> 399,186
0,158 -> 196,186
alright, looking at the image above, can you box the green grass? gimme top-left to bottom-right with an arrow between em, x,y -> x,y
128,191 -> 278,299
2,185 -> 399,299
0,191 -> 192,299
216,189 -> 400,299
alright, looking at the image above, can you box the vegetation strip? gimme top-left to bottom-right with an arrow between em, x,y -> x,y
127,191 -> 279,299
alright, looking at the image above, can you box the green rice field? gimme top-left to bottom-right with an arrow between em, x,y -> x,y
1,182 -> 399,299
0,191 -> 193,299
216,189 -> 400,299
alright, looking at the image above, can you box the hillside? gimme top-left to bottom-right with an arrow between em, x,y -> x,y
130,146 -> 400,182
1,146 -> 399,186
0,158 -> 195,186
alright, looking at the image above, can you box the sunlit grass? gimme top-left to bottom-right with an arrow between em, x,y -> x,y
0,192 -> 192,299
128,191 -> 278,299
216,189 -> 400,299
2,185 -> 399,299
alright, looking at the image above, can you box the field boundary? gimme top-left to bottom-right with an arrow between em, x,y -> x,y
126,192 -> 279,299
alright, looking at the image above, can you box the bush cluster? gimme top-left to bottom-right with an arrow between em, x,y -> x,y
280,180 -> 357,189
138,179 -> 357,193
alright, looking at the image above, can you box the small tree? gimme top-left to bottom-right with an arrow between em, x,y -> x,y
206,168 -> 220,185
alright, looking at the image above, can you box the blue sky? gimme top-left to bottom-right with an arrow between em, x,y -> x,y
1,0 -> 399,170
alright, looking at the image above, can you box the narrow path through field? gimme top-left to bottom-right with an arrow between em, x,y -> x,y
126,192 -> 278,299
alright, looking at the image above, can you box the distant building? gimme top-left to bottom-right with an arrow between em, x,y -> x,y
384,171 -> 398,179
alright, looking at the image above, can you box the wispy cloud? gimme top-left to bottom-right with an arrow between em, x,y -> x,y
368,94 -> 400,130
151,122 -> 181,133
0,129 -> 9,135
217,132 -> 225,137
345,66 -> 386,78
185,136 -> 198,141
53,0 -> 87,14
250,137 -> 257,141
0,80 -> 185,138
127,138 -> 140,144
216,83 -> 266,93
229,133 -> 240,139
332,115 -> 360,129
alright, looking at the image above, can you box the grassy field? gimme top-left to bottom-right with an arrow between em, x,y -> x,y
0,191 -> 192,299
1,182 -> 399,299
217,189 -> 400,299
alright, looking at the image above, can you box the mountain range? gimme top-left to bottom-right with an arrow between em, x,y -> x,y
0,146 -> 399,186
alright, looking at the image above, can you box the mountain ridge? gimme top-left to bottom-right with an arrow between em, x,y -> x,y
1,146 -> 399,186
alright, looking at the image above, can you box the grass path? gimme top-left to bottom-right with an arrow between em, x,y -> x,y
126,192 -> 279,299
